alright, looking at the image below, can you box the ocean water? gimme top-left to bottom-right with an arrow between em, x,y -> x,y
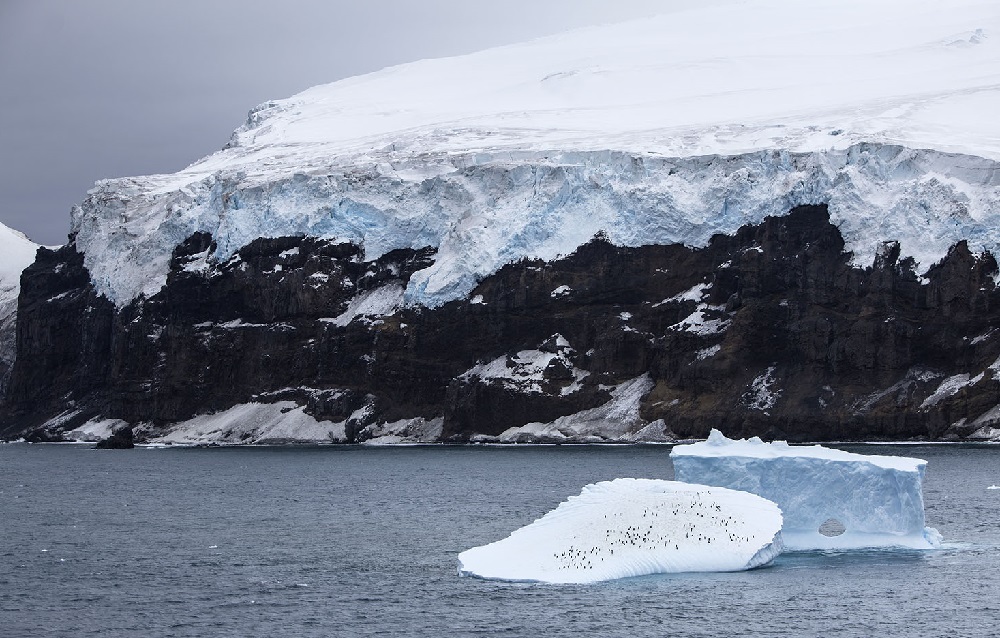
1,443 -> 998,637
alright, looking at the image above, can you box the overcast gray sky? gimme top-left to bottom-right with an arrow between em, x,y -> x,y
0,0 -> 675,245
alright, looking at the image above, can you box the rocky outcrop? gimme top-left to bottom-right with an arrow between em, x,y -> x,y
4,204 -> 1000,443
94,424 -> 134,449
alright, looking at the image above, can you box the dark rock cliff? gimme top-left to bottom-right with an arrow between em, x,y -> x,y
3,204 -> 1000,443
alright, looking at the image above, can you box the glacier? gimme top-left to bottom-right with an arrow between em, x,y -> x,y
63,0 -> 1000,309
457,478 -> 783,584
671,430 -> 942,550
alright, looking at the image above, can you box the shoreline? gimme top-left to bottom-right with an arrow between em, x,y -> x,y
3,438 -> 997,449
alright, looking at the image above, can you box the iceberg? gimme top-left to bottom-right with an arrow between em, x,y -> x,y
671,430 -> 941,550
457,478 -> 783,584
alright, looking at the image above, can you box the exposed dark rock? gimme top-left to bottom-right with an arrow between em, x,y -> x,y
22,429 -> 69,443
543,358 -> 574,380
3,204 -> 1000,443
94,425 -> 134,449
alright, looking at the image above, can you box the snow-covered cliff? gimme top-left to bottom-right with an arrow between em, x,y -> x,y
6,0 -> 1000,443
0,222 -> 36,303
0,222 -> 39,389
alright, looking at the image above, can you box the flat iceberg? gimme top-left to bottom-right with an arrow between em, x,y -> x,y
671,430 -> 941,550
457,478 -> 783,584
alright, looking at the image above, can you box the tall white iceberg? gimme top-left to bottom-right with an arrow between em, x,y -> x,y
458,478 -> 783,584
671,430 -> 941,550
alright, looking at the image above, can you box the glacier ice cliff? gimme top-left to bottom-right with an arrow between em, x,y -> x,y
671,430 -> 942,550
73,145 -> 1000,310
66,0 -> 1000,309
457,478 -> 783,583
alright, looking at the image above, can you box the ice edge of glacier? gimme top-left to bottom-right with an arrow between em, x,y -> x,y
74,144 -> 1000,309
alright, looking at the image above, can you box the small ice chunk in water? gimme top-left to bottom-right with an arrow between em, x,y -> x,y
458,478 -> 783,584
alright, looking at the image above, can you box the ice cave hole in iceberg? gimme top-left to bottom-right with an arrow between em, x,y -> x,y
671,430 -> 942,551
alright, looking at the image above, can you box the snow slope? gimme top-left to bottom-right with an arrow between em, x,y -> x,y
0,223 -> 39,374
0,222 -> 37,306
671,430 -> 941,550
480,375 -> 662,443
457,478 -> 783,583
70,0 -> 1000,307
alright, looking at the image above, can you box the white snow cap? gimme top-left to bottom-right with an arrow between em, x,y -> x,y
212,0 -> 1000,166
672,430 -> 941,550
70,0 -> 1000,308
0,222 -> 39,304
458,478 -> 783,583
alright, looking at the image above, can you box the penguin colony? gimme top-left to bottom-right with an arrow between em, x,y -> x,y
551,489 -> 759,572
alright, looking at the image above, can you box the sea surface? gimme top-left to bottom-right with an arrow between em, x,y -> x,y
1,443 -> 998,637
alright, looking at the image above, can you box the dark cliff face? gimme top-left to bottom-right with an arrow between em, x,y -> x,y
4,204 -> 1000,443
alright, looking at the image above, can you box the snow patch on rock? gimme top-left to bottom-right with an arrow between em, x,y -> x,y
63,418 -> 131,443
855,367 -> 943,413
359,417 -> 444,445
743,367 -> 781,412
480,375 -> 657,443
146,401 -> 348,444
921,372 -> 984,408
461,336 -> 584,395
695,344 -> 721,361
321,284 -> 405,327
988,356 -> 1000,381
668,305 -> 730,336
656,282 -> 710,307
966,403 -> 1000,441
